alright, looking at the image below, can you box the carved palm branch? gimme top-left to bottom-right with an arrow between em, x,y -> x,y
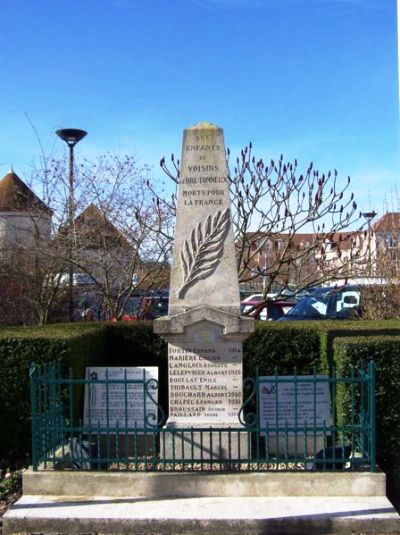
178,208 -> 230,298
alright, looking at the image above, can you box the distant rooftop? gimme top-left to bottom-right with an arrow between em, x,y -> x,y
373,212 -> 400,232
0,170 -> 52,215
58,203 -> 131,249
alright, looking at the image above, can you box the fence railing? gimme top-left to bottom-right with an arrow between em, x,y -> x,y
30,359 -> 376,472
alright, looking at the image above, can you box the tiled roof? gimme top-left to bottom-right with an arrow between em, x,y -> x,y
372,212 -> 400,232
59,203 -> 131,249
0,170 -> 52,215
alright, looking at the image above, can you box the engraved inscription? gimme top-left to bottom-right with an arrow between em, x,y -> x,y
178,208 -> 230,299
168,343 -> 243,422
180,176 -> 228,184
187,165 -> 220,172
185,144 -> 221,151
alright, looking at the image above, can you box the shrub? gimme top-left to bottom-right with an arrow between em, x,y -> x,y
104,322 -> 167,367
334,336 -> 400,510
0,468 -> 22,501
243,319 -> 400,378
243,321 -> 325,377
322,319 -> 400,369
104,322 -> 168,410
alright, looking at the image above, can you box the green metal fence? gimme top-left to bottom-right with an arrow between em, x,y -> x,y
30,359 -> 376,472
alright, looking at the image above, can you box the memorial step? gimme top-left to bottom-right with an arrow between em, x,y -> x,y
4,494 -> 400,535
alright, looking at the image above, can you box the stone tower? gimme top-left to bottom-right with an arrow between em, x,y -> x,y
0,170 -> 52,252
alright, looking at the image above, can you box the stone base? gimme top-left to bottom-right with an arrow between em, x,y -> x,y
21,468 -> 389,498
161,427 -> 250,462
98,434 -> 156,462
264,435 -> 326,457
53,435 -> 155,470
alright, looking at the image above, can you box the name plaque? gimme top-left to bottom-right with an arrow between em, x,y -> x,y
259,376 -> 331,436
83,366 -> 158,432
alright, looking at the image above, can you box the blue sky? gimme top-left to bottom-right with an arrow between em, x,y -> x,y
1,0 -> 398,219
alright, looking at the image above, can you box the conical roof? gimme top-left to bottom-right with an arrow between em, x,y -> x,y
0,170 -> 52,215
59,203 -> 131,249
76,204 -> 128,240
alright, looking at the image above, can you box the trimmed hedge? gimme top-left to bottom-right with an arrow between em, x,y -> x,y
243,319 -> 400,376
0,324 -> 108,465
321,319 -> 400,369
243,321 -> 324,376
334,336 -> 400,510
105,321 -> 167,367
104,322 -> 168,410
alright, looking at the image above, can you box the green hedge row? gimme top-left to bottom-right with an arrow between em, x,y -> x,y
334,335 -> 400,510
104,322 -> 168,410
243,321 -> 324,376
243,319 -> 400,375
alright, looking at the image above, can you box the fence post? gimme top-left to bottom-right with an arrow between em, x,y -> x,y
29,363 -> 38,471
369,360 -> 376,472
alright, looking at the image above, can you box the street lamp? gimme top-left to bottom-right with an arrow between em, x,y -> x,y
256,236 -> 269,294
56,128 -> 87,321
362,211 -> 377,277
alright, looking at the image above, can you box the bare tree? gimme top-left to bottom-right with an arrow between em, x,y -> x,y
2,152 -> 172,324
158,144 -> 365,299
0,244 -> 65,325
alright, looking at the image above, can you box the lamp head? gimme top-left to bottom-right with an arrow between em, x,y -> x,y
56,128 -> 87,147
362,211 -> 377,222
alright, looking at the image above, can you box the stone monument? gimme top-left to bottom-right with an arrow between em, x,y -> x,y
154,122 -> 254,460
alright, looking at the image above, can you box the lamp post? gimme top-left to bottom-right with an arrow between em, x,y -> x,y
362,211 -> 377,277
56,128 -> 87,322
257,237 -> 268,294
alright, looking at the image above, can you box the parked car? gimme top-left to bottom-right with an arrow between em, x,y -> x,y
241,300 -> 263,314
241,298 -> 297,320
241,292 -> 280,304
114,295 -> 169,321
241,293 -> 264,304
58,272 -> 97,286
278,286 -> 361,321
245,299 -> 297,321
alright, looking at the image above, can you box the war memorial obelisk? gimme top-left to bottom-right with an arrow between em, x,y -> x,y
154,122 -> 254,459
